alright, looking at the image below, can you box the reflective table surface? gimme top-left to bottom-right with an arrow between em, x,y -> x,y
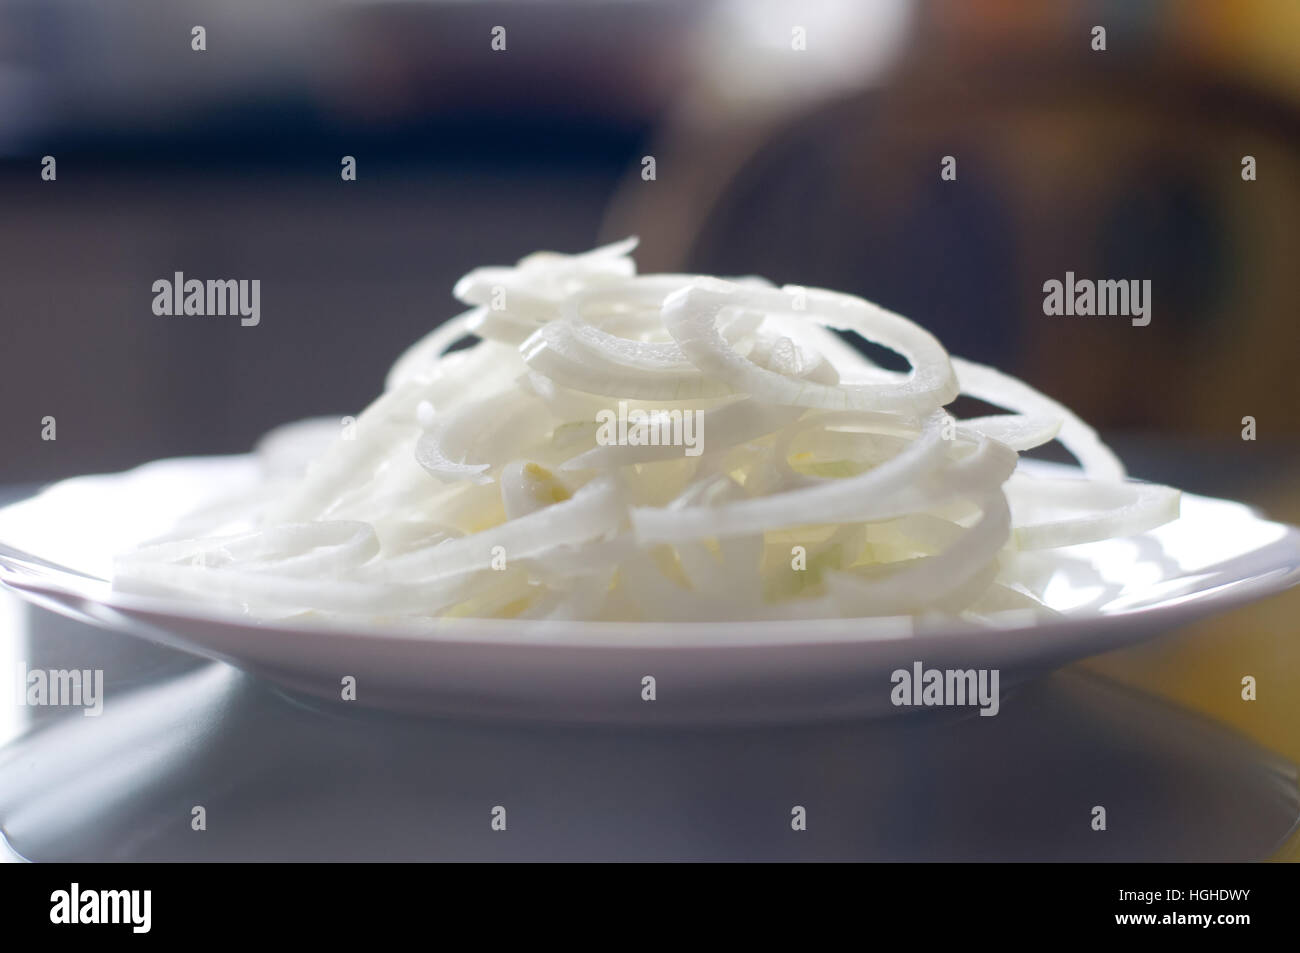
1,591 -> 1297,862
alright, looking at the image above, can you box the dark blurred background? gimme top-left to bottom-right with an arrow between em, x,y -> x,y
3,0 -> 1299,482
1,0 -> 1299,821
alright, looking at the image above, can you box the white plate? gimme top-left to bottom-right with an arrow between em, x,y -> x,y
1,456 -> 1297,724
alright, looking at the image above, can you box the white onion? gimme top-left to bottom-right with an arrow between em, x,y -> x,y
414,391 -> 554,485
825,491 -> 1011,616
114,239 -> 1183,624
661,278 -> 959,415
951,356 -> 1125,480
1005,473 -> 1181,549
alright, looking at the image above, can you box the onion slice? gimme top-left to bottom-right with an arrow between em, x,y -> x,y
951,357 -> 1125,480
661,278 -> 958,414
1005,473 -> 1180,549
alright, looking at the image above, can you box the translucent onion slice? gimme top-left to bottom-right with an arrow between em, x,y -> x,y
631,411 -> 952,543
116,559 -> 506,616
1005,473 -> 1181,549
967,583 -> 1061,618
747,333 -> 840,385
265,381 -> 426,523
958,414 -> 1062,453
951,356 -> 1125,480
499,461 -> 574,519
272,342 -> 523,522
452,238 -> 639,318
385,308 -> 481,390
414,391 -> 555,485
661,278 -> 958,414
116,521 -> 380,579
464,308 -> 542,345
769,410 -> 920,488
520,319 -> 738,400
359,475 -> 625,583
560,400 -> 803,471
515,570 -> 614,621
560,274 -> 770,344
519,371 -> 736,422
560,303 -> 761,371
373,520 -> 463,557
255,417 -> 351,479
825,492 -> 1011,616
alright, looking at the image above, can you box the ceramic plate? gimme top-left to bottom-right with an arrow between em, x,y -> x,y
0,456 -> 1297,724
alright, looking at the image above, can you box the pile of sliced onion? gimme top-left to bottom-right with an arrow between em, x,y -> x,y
113,239 -> 1180,624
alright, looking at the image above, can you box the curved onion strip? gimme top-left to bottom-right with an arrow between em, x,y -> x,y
958,414 -> 1062,453
385,308 -> 482,390
453,238 -> 639,315
521,320 -> 737,400
1005,473 -> 1181,549
951,356 -> 1124,480
520,371 -> 736,421
662,278 -> 957,414
116,560 -> 502,615
373,521 -> 463,557
498,460 -> 575,520
415,392 -> 555,485
615,549 -> 842,622
464,308 -> 542,345
768,413 -> 919,489
255,417 -> 350,479
562,307 -> 761,371
825,492 -> 1011,616
967,583 -> 1061,618
116,521 -> 379,577
359,475 -> 624,583
631,411 -> 951,543
560,400 -> 804,471
271,342 -> 523,522
560,274 -> 774,347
